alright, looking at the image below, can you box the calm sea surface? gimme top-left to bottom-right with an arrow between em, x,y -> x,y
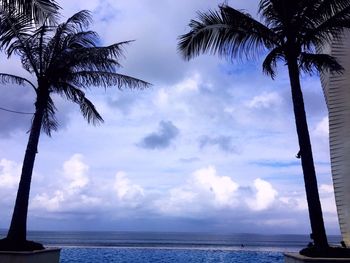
0,231 -> 342,262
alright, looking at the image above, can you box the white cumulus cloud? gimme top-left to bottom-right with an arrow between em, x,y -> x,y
155,166 -> 239,216
192,166 -> 239,207
0,159 -> 21,188
246,92 -> 282,109
247,178 -> 278,211
153,88 -> 169,108
32,154 -> 93,212
114,171 -> 145,207
175,72 -> 201,93
33,191 -> 65,212
63,154 -> 89,190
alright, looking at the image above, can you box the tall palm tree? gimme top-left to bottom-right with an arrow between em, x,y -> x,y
178,0 -> 350,253
0,10 -> 149,251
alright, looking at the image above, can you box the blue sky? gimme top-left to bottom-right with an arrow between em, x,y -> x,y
0,0 -> 339,234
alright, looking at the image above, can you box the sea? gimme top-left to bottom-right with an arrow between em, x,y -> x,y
0,231 -> 343,262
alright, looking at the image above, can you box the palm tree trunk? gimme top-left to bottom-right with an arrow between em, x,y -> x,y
287,55 -> 329,248
6,92 -> 46,243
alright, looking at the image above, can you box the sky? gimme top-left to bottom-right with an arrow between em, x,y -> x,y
0,0 -> 339,235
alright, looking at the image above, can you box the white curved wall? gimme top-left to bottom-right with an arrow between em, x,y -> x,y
321,32 -> 350,246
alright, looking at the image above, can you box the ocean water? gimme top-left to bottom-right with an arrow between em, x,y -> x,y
0,231 -> 342,263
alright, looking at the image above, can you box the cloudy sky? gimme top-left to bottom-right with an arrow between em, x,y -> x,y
0,0 -> 339,235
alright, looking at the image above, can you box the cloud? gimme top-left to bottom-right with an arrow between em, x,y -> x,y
314,116 -> 329,137
175,73 -> 201,93
199,135 -> 238,153
0,159 -> 21,188
63,154 -> 89,190
246,92 -> 282,109
33,191 -> 65,212
279,194 -> 308,211
153,88 -> 169,108
178,157 -> 200,163
0,158 -> 22,216
318,183 -> 337,214
320,184 -> 333,194
32,154 -> 95,213
155,167 -> 283,218
114,171 -> 145,207
138,120 -> 179,149
155,166 -> 240,216
247,178 -> 278,211
31,155 -> 146,215
192,166 -> 239,207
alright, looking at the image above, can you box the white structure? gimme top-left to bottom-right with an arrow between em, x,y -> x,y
0,248 -> 61,263
321,32 -> 350,246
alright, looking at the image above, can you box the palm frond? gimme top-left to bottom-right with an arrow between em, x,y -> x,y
41,95 -> 58,136
31,0 -> 60,23
302,4 -> 350,47
299,52 -> 344,75
0,9 -> 32,50
262,46 -> 284,79
68,71 -> 150,90
79,96 -> 104,125
47,38 -> 132,76
59,10 -> 92,34
55,82 -> 103,125
43,10 -> 94,66
1,9 -> 150,134
0,0 -> 60,24
309,0 -> 350,25
259,0 -> 292,28
74,41 -> 132,62
62,31 -> 98,49
0,9 -> 43,77
0,72 -> 36,90
178,5 -> 278,61
47,42 -> 133,79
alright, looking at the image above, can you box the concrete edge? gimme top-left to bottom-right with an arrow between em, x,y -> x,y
0,247 -> 61,255
285,252 -> 350,262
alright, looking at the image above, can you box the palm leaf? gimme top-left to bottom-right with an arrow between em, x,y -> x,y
302,4 -> 350,46
262,46 -> 284,78
63,10 -> 92,31
0,9 -> 32,50
68,71 -> 150,89
299,52 -> 344,75
55,82 -> 103,124
178,5 -> 278,61
0,72 -> 36,89
0,0 -> 60,24
79,96 -> 103,125
41,95 -> 57,136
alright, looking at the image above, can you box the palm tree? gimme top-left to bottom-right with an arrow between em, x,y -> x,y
178,0 -> 350,253
0,10 -> 149,251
